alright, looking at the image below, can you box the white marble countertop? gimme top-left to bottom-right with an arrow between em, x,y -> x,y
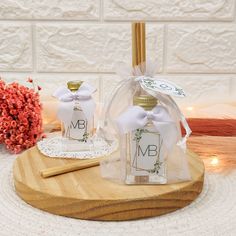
0,136 -> 236,236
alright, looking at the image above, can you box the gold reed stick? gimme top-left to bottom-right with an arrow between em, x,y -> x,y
132,23 -> 138,67
136,23 -> 141,66
140,22 -> 146,73
40,158 -> 101,178
132,22 -> 146,72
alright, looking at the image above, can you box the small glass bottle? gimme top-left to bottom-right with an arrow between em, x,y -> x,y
61,80 -> 94,151
125,95 -> 167,184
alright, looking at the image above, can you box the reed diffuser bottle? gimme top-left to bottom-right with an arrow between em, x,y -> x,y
61,80 -> 94,151
125,95 -> 167,185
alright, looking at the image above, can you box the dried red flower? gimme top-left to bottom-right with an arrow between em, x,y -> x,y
27,78 -> 33,83
0,79 -> 43,154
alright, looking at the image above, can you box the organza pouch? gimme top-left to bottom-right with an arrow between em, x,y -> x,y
99,62 -> 192,184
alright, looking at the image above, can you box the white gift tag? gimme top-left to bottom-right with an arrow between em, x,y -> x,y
138,76 -> 186,97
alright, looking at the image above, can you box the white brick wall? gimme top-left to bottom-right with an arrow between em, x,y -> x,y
0,0 -> 236,117
36,24 -> 163,72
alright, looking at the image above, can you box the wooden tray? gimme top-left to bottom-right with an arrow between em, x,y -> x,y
13,146 -> 204,221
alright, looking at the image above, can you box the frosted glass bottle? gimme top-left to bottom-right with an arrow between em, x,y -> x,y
61,80 -> 94,151
125,95 -> 167,184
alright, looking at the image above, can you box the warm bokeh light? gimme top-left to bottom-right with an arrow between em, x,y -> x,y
186,106 -> 194,111
210,157 -> 219,166
188,136 -> 236,173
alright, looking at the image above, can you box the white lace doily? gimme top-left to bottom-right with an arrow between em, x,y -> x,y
37,135 -> 118,159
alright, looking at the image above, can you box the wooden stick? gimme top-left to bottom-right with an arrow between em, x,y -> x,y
132,22 -> 146,71
136,23 -> 141,67
132,22 -> 142,67
40,158 -> 101,178
140,22 -> 146,73
132,23 -> 137,67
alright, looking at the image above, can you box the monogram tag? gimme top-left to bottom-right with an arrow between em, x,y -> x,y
138,76 -> 186,97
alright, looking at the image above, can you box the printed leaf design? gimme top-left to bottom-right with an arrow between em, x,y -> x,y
148,160 -> 163,174
82,132 -> 89,142
174,87 -> 185,96
133,128 -> 148,142
148,139 -> 163,174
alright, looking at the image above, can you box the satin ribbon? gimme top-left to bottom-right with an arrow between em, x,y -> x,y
116,105 -> 178,151
53,82 -> 96,125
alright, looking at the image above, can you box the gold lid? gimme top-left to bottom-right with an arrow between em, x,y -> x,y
67,80 -> 83,91
133,95 -> 157,110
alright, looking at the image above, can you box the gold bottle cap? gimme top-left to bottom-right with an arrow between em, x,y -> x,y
133,95 -> 157,110
67,80 -> 83,91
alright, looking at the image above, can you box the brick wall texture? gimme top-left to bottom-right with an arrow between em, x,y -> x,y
0,0 -> 236,113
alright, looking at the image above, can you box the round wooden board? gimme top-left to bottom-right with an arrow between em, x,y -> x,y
13,146 -> 204,221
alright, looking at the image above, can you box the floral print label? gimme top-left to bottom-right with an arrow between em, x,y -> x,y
130,127 -> 165,176
65,109 -> 88,142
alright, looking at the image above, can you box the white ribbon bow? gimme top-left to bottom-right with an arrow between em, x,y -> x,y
53,82 -> 96,125
116,105 -> 178,152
